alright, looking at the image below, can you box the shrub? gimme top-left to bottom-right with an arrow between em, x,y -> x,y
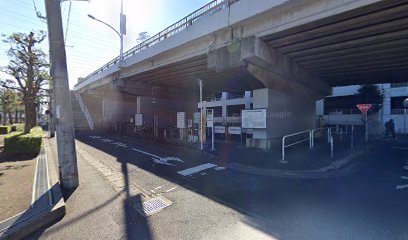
4,127 -> 43,156
10,125 -> 17,132
0,126 -> 12,134
14,123 -> 24,132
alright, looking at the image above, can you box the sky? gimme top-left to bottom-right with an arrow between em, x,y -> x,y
0,0 -> 212,89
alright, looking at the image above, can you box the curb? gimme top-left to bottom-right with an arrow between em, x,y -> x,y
0,138 -> 66,240
227,144 -> 374,179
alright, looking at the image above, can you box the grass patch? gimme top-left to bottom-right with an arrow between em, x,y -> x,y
4,127 -> 43,156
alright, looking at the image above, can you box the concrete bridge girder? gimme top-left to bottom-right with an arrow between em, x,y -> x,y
208,36 -> 331,99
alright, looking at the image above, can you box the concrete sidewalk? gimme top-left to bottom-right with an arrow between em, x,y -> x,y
29,137 -> 153,239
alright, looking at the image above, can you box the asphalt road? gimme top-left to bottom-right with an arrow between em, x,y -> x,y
32,132 -> 408,240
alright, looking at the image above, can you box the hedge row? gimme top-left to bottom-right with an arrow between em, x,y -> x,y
4,126 -> 43,156
0,124 -> 25,134
0,126 -> 12,134
14,123 -> 25,132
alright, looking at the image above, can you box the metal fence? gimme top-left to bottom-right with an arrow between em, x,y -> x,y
78,0 -> 239,83
281,130 -> 312,163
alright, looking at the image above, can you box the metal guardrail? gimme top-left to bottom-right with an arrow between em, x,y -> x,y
281,130 -> 312,163
77,0 -> 239,84
310,128 -> 328,148
326,109 -> 361,115
391,109 -> 407,115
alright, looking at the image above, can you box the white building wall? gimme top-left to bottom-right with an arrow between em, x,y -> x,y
321,83 -> 408,134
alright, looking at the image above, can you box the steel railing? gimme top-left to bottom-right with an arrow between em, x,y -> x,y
77,0 -> 239,84
74,93 -> 94,130
310,128 -> 329,148
281,130 -> 312,163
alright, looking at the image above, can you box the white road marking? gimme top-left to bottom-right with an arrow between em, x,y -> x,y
404,166 -> 408,170
160,157 -> 184,163
154,186 -> 163,190
396,184 -> 408,190
131,148 -> 161,159
152,157 -> 175,166
112,142 -> 127,148
214,166 -> 226,171
177,163 -> 217,176
130,147 -> 184,166
391,147 -> 408,150
201,172 -> 207,175
165,186 -> 177,193
401,176 -> 408,180
89,136 -> 102,139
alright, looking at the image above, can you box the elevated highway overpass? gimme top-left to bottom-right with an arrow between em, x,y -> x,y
72,0 -> 408,147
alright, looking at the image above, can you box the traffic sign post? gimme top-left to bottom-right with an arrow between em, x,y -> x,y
356,104 -> 372,142
403,99 -> 408,134
206,109 -> 215,151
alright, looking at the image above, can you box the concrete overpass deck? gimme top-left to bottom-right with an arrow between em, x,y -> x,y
71,0 -> 408,146
74,0 -> 408,97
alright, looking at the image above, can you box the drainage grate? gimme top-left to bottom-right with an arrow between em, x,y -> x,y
142,197 -> 171,216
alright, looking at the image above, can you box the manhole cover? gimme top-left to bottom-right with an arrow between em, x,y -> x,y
142,197 -> 171,216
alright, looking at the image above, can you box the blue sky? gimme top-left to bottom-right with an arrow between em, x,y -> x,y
0,0 -> 212,88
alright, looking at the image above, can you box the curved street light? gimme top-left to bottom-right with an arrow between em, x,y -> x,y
87,0 -> 126,68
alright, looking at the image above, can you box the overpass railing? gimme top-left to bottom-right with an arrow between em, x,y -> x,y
74,92 -> 94,130
78,0 -> 240,84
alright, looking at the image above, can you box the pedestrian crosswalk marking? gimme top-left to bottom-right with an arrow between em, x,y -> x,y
401,176 -> 408,180
404,166 -> 408,170
177,163 -> 217,176
396,184 -> 408,190
391,147 -> 408,150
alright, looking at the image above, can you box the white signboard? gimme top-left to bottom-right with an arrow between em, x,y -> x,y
177,112 -> 186,129
228,127 -> 241,135
214,126 -> 226,134
188,119 -> 193,128
194,112 -> 201,124
135,114 -> 143,126
206,112 -> 213,128
242,109 -> 267,129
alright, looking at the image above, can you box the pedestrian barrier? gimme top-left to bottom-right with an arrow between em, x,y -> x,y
310,128 -> 329,148
281,130 -> 312,163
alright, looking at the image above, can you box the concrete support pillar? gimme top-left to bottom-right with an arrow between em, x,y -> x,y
250,88 -> 315,149
222,104 -> 228,118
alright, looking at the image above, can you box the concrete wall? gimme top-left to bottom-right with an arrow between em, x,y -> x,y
136,96 -> 196,128
252,88 -> 315,140
102,100 -> 137,123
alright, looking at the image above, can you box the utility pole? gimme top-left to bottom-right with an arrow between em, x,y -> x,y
48,69 -> 55,138
45,0 -> 79,188
198,79 -> 204,150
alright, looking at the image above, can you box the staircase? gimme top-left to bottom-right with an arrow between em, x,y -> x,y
71,91 -> 91,131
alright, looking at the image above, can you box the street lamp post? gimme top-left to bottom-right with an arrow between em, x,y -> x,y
88,0 -> 126,67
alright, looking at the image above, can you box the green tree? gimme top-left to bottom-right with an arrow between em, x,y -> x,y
1,31 -> 50,132
355,84 -> 384,113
